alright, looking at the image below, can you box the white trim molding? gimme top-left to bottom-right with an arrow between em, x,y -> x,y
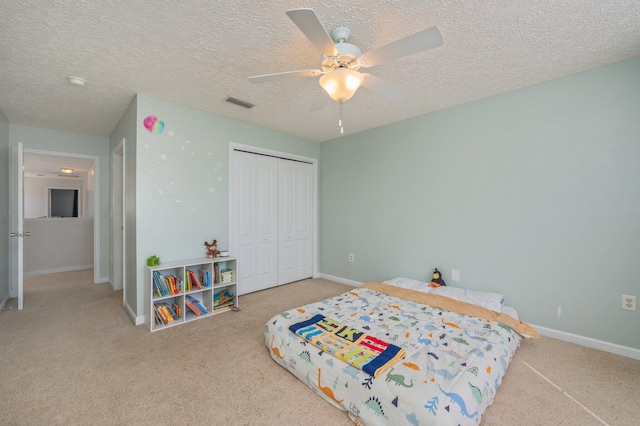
532,324 -> 640,361
318,273 -> 362,287
0,296 -> 9,312
124,300 -> 144,326
25,265 -> 93,276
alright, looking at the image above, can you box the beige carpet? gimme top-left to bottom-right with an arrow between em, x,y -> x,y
1,270 -> 638,425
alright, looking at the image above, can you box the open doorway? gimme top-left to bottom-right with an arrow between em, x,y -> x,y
21,150 -> 100,285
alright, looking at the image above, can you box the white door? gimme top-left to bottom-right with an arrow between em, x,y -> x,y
278,160 -> 313,285
255,155 -> 278,290
295,161 -> 313,280
230,151 -> 278,295
10,143 -> 25,310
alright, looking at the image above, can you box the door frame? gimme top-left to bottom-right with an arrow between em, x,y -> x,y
228,142 -> 319,284
12,148 -> 101,289
9,143 -> 24,309
111,139 -> 125,303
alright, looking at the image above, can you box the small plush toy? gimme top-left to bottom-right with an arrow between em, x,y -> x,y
429,268 -> 446,288
204,239 -> 220,258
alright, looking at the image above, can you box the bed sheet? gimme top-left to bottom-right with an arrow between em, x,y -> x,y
265,284 -> 523,425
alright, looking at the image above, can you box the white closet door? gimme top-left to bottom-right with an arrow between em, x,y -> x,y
255,155 -> 278,290
278,159 -> 313,285
295,161 -> 313,281
231,151 -> 277,295
232,151 -> 257,295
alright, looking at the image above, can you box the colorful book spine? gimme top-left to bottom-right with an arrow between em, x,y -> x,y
153,271 -> 184,297
185,296 -> 202,315
214,289 -> 235,309
199,269 -> 212,288
185,295 -> 209,315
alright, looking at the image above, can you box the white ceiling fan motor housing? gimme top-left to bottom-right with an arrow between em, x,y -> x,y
321,26 -> 362,71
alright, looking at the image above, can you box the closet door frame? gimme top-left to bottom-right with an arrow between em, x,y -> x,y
228,142 -> 318,290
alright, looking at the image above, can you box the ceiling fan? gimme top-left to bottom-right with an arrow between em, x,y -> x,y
248,8 -> 443,125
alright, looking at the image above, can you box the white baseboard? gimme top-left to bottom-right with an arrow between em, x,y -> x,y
0,296 -> 9,312
317,273 -> 362,287
25,265 -> 93,276
124,300 -> 145,326
107,279 -> 124,291
531,324 -> 640,361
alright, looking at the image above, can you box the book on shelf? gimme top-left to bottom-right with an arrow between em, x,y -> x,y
214,289 -> 235,309
213,263 -> 220,284
153,271 -> 183,297
153,308 -> 163,325
198,269 -> 211,288
185,270 -> 202,291
185,295 -> 209,316
214,302 -> 234,311
153,301 -> 180,325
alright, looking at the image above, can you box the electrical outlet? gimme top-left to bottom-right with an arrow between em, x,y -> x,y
348,254 -> 354,263
622,295 -> 636,311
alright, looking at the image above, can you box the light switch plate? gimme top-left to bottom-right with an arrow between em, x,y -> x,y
451,269 -> 460,282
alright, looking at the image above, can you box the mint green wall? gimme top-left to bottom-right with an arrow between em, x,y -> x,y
319,58 -> 640,349
0,109 -> 9,302
109,96 -> 138,317
133,95 -> 320,317
8,124 -> 111,281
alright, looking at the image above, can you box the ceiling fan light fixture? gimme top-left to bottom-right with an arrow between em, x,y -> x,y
319,68 -> 364,102
66,76 -> 86,86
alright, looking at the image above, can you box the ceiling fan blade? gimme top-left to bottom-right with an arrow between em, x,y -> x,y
286,8 -> 337,57
248,69 -> 322,84
358,26 -> 443,68
361,74 -> 408,103
309,89 -> 330,111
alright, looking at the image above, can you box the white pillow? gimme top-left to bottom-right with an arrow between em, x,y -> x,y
501,305 -> 519,320
383,277 -> 432,291
383,277 -> 505,312
429,286 -> 505,312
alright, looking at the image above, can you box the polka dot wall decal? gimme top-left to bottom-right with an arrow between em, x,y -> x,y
143,116 -> 165,134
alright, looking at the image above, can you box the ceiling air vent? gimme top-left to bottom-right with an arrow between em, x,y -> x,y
224,96 -> 254,109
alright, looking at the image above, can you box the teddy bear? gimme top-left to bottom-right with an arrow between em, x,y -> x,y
204,239 -> 220,258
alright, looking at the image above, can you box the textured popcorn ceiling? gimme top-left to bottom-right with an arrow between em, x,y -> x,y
1,1 -> 639,143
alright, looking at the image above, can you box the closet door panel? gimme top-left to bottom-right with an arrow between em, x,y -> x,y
238,244 -> 257,294
255,156 -> 278,290
295,163 -> 313,280
278,160 -> 313,284
278,160 -> 297,285
232,152 -> 257,295
238,160 -> 256,246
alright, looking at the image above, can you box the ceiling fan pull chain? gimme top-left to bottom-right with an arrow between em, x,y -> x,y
339,101 -> 344,134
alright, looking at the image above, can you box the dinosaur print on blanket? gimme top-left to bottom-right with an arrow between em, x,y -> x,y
265,283 -> 524,425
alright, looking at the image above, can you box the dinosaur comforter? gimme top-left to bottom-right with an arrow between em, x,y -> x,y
265,282 -> 535,425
